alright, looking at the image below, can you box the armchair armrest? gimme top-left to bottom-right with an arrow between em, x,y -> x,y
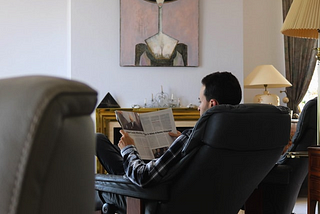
261,165 -> 292,185
261,151 -> 308,185
95,174 -> 169,201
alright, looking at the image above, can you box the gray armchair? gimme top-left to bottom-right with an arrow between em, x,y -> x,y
95,104 -> 291,214
0,76 -> 97,214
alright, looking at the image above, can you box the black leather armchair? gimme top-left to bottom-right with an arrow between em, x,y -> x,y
245,97 -> 317,214
95,104 -> 291,214
0,76 -> 97,214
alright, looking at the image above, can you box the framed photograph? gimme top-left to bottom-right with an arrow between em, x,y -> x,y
120,0 -> 199,67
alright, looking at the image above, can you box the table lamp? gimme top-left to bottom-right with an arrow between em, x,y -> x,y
244,65 -> 292,106
280,0 -> 320,144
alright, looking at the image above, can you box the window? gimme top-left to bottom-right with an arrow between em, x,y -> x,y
299,64 -> 318,111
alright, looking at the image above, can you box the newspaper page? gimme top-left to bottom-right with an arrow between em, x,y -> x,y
115,108 -> 177,160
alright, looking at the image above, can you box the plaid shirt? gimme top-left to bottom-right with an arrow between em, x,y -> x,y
120,129 -> 193,187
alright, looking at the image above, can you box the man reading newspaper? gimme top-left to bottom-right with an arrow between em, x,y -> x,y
95,71 -> 242,214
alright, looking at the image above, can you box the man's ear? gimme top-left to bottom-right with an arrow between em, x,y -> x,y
210,99 -> 218,107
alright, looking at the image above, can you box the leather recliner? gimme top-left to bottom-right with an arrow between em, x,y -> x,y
0,76 -> 97,214
245,97 -> 317,214
95,104 -> 291,214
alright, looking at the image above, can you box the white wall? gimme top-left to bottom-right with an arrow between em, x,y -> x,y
0,0 -> 285,108
70,0 -> 243,107
243,0 -> 286,104
0,1 -> 70,78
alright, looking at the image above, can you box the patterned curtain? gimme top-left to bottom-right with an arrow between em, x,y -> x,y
282,0 -> 317,113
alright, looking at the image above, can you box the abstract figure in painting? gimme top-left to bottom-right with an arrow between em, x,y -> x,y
135,0 -> 188,66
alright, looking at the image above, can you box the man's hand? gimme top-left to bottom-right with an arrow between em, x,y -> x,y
168,131 -> 181,138
118,130 -> 135,150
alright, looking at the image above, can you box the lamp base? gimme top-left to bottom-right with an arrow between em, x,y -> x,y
253,91 -> 280,106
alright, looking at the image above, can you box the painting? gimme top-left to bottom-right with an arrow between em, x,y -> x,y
120,0 -> 199,67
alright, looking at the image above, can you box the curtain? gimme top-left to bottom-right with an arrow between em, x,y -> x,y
282,0 -> 317,113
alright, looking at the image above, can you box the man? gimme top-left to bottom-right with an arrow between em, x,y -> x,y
96,71 -> 242,213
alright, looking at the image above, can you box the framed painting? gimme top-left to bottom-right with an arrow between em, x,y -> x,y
120,0 -> 199,67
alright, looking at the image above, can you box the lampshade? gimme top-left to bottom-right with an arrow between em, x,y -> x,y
281,0 -> 320,39
244,65 -> 292,106
244,65 -> 292,89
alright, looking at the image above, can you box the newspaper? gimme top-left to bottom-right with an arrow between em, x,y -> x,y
115,108 -> 177,160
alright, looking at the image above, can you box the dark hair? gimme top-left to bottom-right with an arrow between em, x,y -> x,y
201,72 -> 242,105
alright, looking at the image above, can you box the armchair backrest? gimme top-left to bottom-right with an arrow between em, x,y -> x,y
156,104 -> 291,214
260,97 -> 318,214
0,76 -> 97,214
292,97 -> 317,151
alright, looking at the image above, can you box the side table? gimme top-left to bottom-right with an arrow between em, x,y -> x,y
308,146 -> 320,214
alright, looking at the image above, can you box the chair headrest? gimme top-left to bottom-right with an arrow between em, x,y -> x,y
182,104 -> 291,154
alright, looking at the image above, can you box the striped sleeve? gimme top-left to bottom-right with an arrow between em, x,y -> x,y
121,129 -> 193,187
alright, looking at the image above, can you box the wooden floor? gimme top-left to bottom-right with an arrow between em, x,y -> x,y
292,197 -> 319,214
237,197 -> 312,214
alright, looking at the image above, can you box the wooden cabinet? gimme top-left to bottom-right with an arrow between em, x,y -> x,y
96,108 -> 199,137
308,146 -> 320,214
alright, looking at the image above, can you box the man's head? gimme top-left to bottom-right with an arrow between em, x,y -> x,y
198,72 -> 242,115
